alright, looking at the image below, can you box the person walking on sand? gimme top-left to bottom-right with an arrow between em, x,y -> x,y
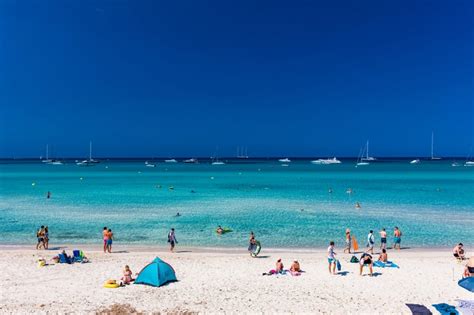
168,228 -> 178,252
102,227 -> 109,253
327,241 -> 337,275
36,225 -> 45,250
393,226 -> 402,250
344,229 -> 351,253
367,230 -> 375,254
43,226 -> 49,249
379,228 -> 387,250
107,229 -> 114,253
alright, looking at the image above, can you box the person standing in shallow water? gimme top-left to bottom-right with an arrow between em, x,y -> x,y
393,226 -> 402,250
344,229 -> 351,253
107,229 -> 114,253
102,227 -> 108,253
168,228 -> 178,252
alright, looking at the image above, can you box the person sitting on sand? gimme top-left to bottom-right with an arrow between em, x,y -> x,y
276,258 -> 284,273
216,226 -> 224,234
290,260 -> 301,275
453,243 -> 465,260
344,229 -> 351,254
378,249 -> 388,263
463,256 -> 474,278
121,265 -> 133,285
327,241 -> 337,275
360,252 -> 373,276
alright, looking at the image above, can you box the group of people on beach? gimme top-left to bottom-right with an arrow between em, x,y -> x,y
343,226 -> 402,254
36,226 -> 49,250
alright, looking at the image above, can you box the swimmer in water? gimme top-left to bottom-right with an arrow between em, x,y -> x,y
175,212 -> 181,217
216,225 -> 224,234
328,188 -> 333,194
47,191 -> 51,199
355,202 -> 361,209
346,188 -> 353,194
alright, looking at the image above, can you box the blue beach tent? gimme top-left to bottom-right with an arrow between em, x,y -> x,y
458,277 -> 474,292
135,257 -> 177,287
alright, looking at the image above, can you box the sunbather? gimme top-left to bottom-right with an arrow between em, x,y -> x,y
378,249 -> 388,263
121,265 -> 133,285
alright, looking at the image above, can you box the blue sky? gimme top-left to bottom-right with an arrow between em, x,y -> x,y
0,0 -> 472,158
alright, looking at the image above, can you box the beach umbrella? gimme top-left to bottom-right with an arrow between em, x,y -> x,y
135,257 -> 177,287
458,277 -> 474,292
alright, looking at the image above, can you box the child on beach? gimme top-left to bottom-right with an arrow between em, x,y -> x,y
453,243 -> 465,260
344,229 -> 351,253
327,241 -> 337,275
121,265 -> 133,285
393,227 -> 402,250
379,228 -> 387,250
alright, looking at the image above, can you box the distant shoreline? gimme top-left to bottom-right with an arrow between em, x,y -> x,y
0,157 -> 471,161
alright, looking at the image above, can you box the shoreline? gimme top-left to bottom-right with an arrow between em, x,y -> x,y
0,243 -> 460,253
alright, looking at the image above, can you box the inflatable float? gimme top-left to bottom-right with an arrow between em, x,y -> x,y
216,227 -> 233,234
103,280 -> 120,288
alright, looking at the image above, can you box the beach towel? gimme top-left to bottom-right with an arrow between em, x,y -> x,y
374,261 -> 399,268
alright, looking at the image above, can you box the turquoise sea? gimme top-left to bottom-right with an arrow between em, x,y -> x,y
0,159 -> 473,248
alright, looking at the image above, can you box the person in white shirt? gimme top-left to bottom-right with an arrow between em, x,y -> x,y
327,241 -> 337,275
367,230 -> 375,254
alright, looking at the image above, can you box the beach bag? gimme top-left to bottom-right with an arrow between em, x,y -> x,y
336,259 -> 341,271
350,256 -> 359,263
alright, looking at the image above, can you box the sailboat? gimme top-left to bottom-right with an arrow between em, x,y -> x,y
77,141 -> 99,166
361,140 -> 376,161
164,158 -> 178,163
41,145 -> 53,163
356,146 -> 370,167
431,132 -> 442,160
237,146 -> 249,159
410,159 -> 420,164
183,158 -> 198,164
212,147 -> 225,165
145,161 -> 156,167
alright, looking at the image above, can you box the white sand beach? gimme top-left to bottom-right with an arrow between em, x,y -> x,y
0,245 -> 471,314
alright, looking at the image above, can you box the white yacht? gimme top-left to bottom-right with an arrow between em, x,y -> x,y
77,141 -> 100,166
465,161 -> 474,167
361,140 -> 376,161
278,158 -> 291,163
183,158 -> 198,164
410,159 -> 420,164
145,161 -> 156,167
311,157 -> 341,165
164,158 -> 177,163
50,160 -> 64,165
212,161 -> 225,165
451,162 -> 461,167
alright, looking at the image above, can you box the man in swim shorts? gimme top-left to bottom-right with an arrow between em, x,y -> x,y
36,225 -> 45,250
379,228 -> 387,250
393,226 -> 402,250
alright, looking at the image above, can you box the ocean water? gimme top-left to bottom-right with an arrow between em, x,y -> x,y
0,159 -> 473,249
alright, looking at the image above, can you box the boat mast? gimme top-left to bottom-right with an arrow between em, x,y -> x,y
366,140 -> 369,159
46,144 -> 49,160
89,141 -> 92,161
431,132 -> 434,159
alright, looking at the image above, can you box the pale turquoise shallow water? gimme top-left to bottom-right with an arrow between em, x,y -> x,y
0,159 -> 473,248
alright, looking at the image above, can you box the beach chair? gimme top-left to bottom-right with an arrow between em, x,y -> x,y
58,253 -> 71,264
73,250 -> 83,262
